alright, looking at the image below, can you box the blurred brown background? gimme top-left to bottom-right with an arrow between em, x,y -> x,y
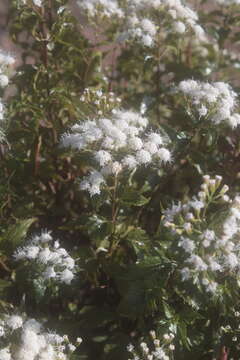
0,1 -> 14,53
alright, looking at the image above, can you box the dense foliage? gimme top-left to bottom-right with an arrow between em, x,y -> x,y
1,0 -> 240,359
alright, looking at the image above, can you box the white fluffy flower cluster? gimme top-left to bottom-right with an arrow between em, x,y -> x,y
76,0 -> 123,18
77,0 -> 206,46
33,0 -> 42,6
127,330 -> 175,360
126,16 -> 157,47
178,80 -> 240,128
163,175 -> 240,295
20,0 -> 42,6
164,0 -> 206,39
14,230 -> 76,284
0,314 -> 80,360
0,49 -> 14,142
0,50 -> 14,88
123,0 -> 206,47
61,110 -> 171,196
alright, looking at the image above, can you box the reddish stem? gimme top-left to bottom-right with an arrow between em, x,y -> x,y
218,346 -> 229,360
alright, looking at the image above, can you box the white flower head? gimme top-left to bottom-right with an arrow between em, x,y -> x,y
178,237 -> 195,253
62,109 -> 171,196
0,348 -> 11,360
59,269 -> 74,284
187,254 -> 207,271
0,75 -> 9,87
94,150 -> 112,166
157,148 -> 171,163
136,149 -> 152,164
23,319 -> 42,333
178,79 -> 240,128
43,266 -> 57,279
33,0 -> 42,6
174,21 -> 186,33
7,315 -> 23,330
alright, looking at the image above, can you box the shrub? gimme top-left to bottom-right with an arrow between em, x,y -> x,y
1,0 -> 240,359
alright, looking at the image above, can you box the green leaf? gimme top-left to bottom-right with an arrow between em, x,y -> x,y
178,321 -> 192,350
1,218 -> 36,254
120,189 -> 150,207
162,301 -> 174,319
113,259 -> 174,319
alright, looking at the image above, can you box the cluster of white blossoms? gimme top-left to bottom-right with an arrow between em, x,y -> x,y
76,0 -> 123,18
77,0 -> 206,46
163,175 -> 240,295
127,330 -> 175,360
178,80 -> 240,128
0,50 -> 14,88
19,0 -> 42,7
80,88 -> 122,116
14,230 -> 76,284
125,15 -> 157,48
125,0 -> 206,47
0,50 -> 15,142
0,313 -> 81,360
61,109 -> 171,196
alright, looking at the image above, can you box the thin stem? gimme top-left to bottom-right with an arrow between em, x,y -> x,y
109,175 -> 119,254
111,175 -> 119,230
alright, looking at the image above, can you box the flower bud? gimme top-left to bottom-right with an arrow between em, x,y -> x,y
185,212 -> 194,221
149,330 -> 156,339
163,334 -> 170,341
154,339 -> 160,347
200,183 -> 208,191
76,337 -> 82,344
203,175 -> 210,183
220,184 -> 229,194
222,195 -> 230,202
183,222 -> 191,233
